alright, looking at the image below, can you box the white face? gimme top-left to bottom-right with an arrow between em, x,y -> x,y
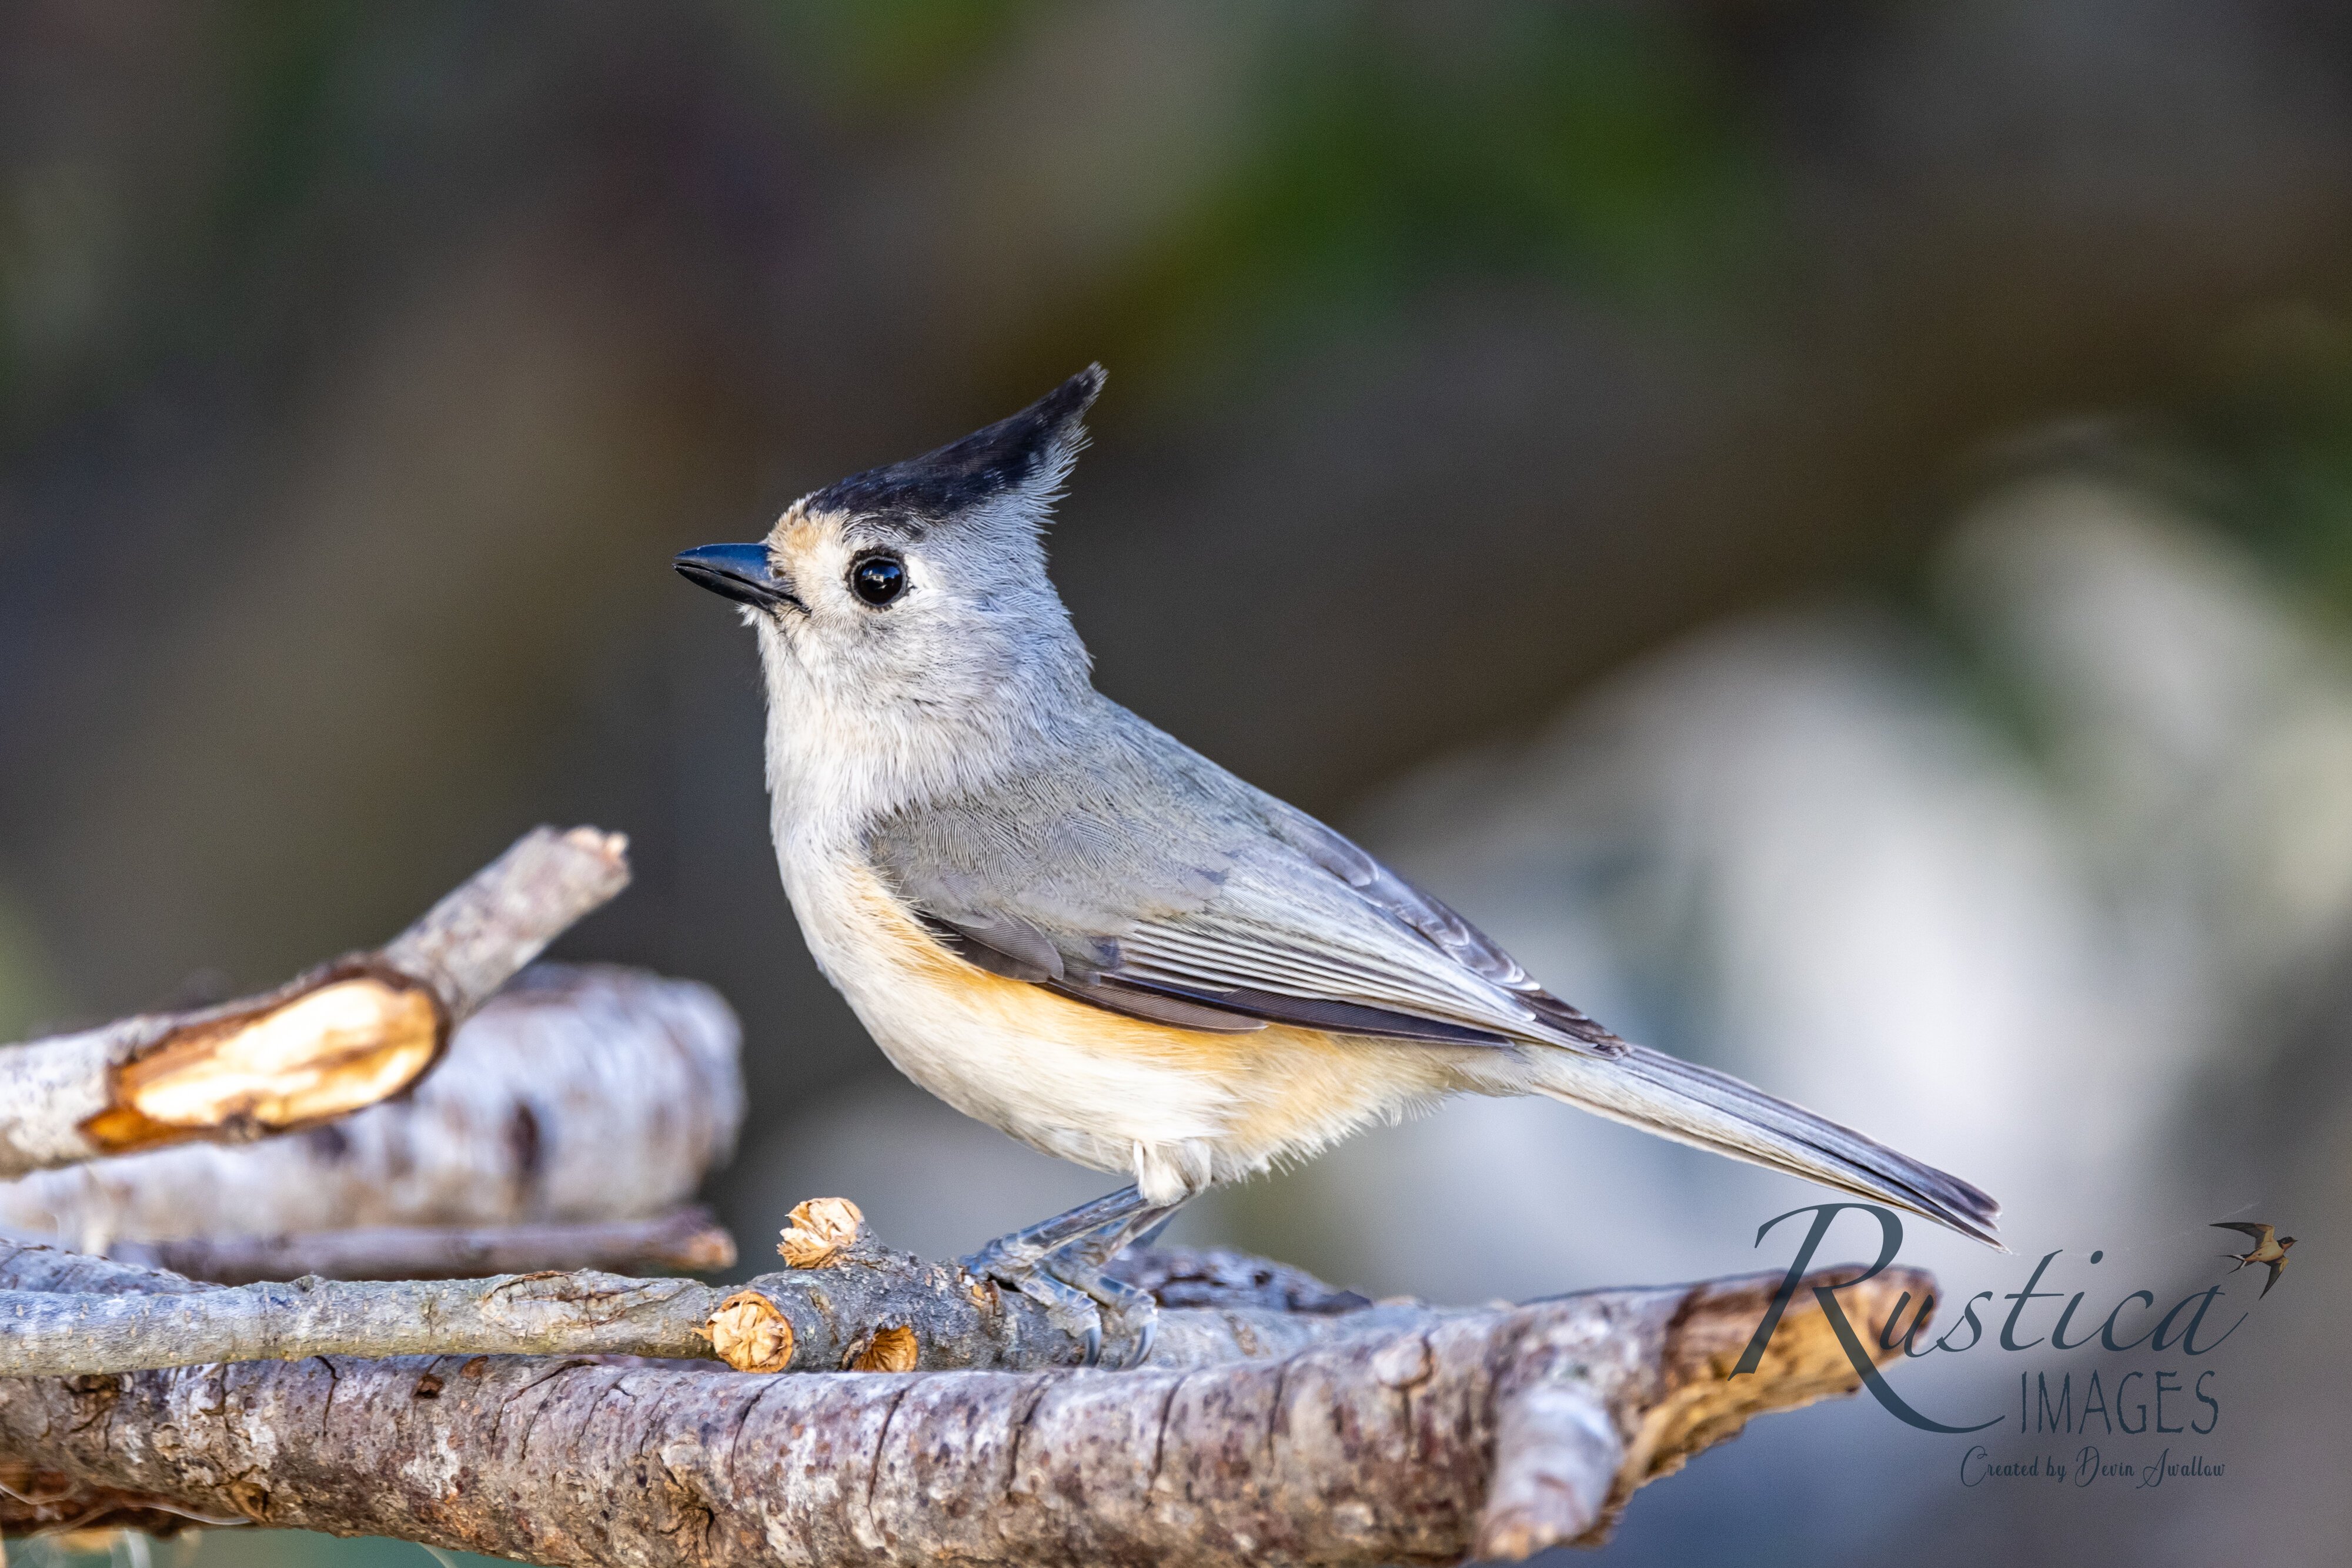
755,498 -> 1079,705
748,496 -> 1093,810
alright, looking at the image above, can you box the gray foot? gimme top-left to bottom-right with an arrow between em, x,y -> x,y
962,1185 -> 1181,1369
963,1232 -> 1163,1367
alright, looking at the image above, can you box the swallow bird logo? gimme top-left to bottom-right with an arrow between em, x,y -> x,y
2212,1222 -> 2296,1299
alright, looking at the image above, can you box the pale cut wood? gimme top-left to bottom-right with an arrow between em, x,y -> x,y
0,827 -> 629,1179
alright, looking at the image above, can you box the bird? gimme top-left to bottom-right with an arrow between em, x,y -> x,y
2212,1221 -> 2294,1298
674,365 -> 2002,1364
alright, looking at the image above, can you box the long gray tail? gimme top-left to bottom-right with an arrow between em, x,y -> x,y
1522,1043 -> 2003,1248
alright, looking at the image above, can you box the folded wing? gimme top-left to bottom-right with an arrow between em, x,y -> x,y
866,724 -> 1622,1055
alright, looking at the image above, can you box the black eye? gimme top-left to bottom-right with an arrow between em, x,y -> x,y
850,553 -> 906,607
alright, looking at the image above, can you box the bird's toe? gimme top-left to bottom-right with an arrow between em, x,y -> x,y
967,1252 -> 1107,1360
1044,1260 -> 1160,1369
960,1235 -> 1047,1283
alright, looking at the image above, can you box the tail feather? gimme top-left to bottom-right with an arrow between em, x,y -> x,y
1524,1044 -> 2004,1248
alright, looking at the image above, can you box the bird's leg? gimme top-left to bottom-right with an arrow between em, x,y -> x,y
1037,1199 -> 1186,1369
961,1185 -> 1160,1363
963,1183 -> 1154,1276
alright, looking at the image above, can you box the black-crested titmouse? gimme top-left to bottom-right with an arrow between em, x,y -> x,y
676,367 -> 2000,1362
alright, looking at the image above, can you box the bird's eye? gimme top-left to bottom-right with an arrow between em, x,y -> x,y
849,553 -> 907,607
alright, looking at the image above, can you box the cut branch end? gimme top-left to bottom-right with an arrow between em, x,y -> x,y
81,966 -> 445,1155
706,1290 -> 794,1373
776,1196 -> 863,1268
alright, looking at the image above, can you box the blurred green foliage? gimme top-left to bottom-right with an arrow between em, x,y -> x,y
1,2 -> 1772,434
2188,313 -> 2352,630
0,883 -> 64,1042
216,0 -> 363,233
759,0 -> 1047,102
1081,7 -> 1775,380
1205,12 -> 1762,294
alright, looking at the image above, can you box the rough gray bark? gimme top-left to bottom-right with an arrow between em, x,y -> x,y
86,1206 -> 737,1285
0,1229 -> 1933,1563
0,965 -> 741,1252
0,1226 -> 1391,1378
0,1262 -> 724,1373
0,827 -> 630,1181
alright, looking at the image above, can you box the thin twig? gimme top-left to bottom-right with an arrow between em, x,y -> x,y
0,1227 -> 1385,1378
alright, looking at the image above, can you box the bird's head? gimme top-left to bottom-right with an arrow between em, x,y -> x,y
2281,1235 -> 2298,1250
675,367 -> 1105,798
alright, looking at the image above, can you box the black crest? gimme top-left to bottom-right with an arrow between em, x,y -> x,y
808,366 -> 1105,521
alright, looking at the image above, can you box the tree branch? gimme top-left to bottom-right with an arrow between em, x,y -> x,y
0,1220 -> 1389,1378
0,964 -> 741,1251
0,827 -> 630,1179
0,1261 -> 723,1372
85,1206 -> 737,1285
0,1235 -> 1933,1562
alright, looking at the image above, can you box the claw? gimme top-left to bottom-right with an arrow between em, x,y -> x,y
1125,1310 -> 1158,1369
1044,1265 -> 1159,1369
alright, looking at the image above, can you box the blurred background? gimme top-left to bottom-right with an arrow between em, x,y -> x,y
3,1 -> 2348,1563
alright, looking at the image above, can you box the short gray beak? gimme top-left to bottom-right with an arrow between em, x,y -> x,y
673,543 -> 798,610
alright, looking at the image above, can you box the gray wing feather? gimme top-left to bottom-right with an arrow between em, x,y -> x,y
1255,798 -> 1623,1047
867,710 -> 1623,1055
